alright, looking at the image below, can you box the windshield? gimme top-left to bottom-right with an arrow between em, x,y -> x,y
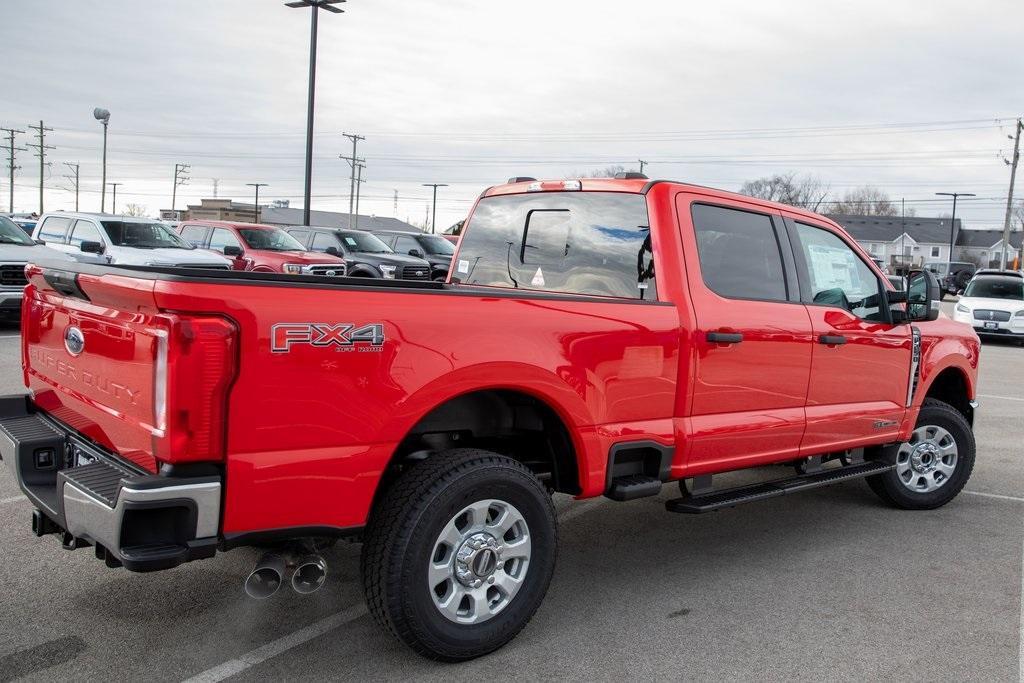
0,216 -> 35,245
239,228 -> 306,251
964,277 -> 1024,300
337,230 -> 392,254
420,234 -> 455,255
101,220 -> 193,249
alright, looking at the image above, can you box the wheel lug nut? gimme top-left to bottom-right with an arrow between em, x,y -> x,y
488,576 -> 495,584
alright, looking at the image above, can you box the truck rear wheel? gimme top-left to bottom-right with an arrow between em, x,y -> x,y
361,449 -> 557,661
866,398 -> 975,509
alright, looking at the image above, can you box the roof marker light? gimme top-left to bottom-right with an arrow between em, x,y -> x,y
526,180 -> 582,192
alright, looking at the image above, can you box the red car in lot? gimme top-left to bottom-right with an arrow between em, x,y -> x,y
177,220 -> 347,275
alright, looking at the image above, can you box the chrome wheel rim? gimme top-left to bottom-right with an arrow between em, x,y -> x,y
428,499 -> 531,625
896,425 -> 958,493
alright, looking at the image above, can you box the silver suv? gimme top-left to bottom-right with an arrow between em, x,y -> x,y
33,212 -> 231,270
0,215 -> 75,321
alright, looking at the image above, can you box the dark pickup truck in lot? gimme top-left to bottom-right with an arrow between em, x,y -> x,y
0,176 -> 979,661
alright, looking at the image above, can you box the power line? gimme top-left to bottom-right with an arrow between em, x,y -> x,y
26,121 -> 55,214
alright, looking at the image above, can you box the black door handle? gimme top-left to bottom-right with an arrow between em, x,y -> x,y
818,334 -> 847,345
707,331 -> 743,344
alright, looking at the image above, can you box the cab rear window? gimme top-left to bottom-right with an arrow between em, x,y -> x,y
452,192 -> 656,300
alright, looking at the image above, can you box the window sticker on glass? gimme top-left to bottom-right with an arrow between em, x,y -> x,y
344,237 -> 358,247
807,244 -> 862,293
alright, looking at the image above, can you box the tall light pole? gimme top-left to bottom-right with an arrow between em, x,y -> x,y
246,183 -> 268,223
108,182 -> 121,214
93,108 -> 110,212
1000,118 -> 1022,270
285,0 -> 346,226
936,192 -> 975,269
422,183 -> 448,234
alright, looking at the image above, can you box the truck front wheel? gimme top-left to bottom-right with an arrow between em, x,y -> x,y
361,449 -> 557,661
866,398 -> 975,509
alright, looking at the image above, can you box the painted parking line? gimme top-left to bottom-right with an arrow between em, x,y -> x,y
181,498 -> 606,682
963,490 -> 1024,503
979,393 -> 1024,403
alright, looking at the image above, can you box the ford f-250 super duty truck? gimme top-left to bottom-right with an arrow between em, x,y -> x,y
0,176 -> 979,662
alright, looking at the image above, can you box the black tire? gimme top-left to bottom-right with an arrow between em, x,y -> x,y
866,398 -> 975,509
360,449 -> 557,661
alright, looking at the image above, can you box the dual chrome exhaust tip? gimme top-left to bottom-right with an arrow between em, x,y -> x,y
244,551 -> 328,599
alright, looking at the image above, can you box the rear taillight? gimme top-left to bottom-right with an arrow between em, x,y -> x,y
527,180 -> 581,192
154,314 -> 238,463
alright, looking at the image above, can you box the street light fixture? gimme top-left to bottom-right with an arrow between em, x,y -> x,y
93,108 -> 110,212
285,0 -> 346,226
246,183 -> 269,223
422,183 -> 448,234
935,192 -> 975,269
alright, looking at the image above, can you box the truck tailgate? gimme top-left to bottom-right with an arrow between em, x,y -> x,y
23,268 -> 167,472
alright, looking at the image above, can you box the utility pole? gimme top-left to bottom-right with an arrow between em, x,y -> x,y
393,189 -> 398,215
341,132 -> 365,217
94,108 -> 110,212
1000,117 -> 1022,270
109,182 -> 121,214
246,183 -> 268,223
63,162 -> 80,211
212,178 -> 220,198
27,121 -> 54,214
900,197 -> 906,273
422,183 -> 448,234
1,128 -> 25,213
638,159 -> 647,175
172,163 -> 190,213
353,161 -> 365,230
936,191 -> 975,269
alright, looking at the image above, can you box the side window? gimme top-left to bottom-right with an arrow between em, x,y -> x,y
179,225 -> 208,247
794,222 -> 883,321
395,236 -> 419,255
310,232 -> 338,252
690,204 -> 787,302
453,192 -> 657,300
209,228 -> 241,252
38,216 -> 71,243
68,219 -> 103,247
287,229 -> 310,246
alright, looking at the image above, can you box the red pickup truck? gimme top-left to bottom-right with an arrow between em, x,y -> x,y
0,176 -> 979,661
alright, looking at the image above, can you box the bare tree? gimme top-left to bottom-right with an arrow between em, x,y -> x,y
568,164 -> 642,179
738,173 -> 830,211
123,203 -> 147,217
827,185 -> 915,216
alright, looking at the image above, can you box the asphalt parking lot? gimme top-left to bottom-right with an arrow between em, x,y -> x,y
1,302 -> 1022,682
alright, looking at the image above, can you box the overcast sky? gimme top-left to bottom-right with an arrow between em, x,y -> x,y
2,0 -> 1022,230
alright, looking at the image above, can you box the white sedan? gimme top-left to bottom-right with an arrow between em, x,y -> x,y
952,271 -> 1024,341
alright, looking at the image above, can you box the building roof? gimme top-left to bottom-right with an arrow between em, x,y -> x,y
826,214 -> 961,245
955,228 -> 1024,249
259,206 -> 420,232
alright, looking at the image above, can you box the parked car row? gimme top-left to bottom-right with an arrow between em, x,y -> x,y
0,211 -> 456,326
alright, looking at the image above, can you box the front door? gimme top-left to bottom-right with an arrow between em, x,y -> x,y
677,196 -> 813,475
783,215 -> 912,454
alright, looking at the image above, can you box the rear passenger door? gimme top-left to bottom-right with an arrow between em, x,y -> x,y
677,196 -> 813,474
35,216 -> 73,255
784,216 -> 911,453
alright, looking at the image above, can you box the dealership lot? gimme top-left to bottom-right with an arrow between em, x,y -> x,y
0,302 -> 1022,682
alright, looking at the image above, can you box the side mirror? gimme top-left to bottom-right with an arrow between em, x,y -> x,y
223,245 -> 243,257
906,269 -> 940,322
326,246 -> 341,257
80,240 -> 104,254
409,248 -> 423,258
956,289 -> 965,296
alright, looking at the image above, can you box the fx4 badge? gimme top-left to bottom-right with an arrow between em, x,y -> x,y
271,323 -> 385,353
